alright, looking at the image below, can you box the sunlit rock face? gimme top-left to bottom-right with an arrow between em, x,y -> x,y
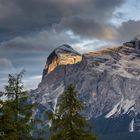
31,39 -> 140,139
42,44 -> 82,79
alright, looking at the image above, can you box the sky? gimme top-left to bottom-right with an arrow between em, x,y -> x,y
0,0 -> 140,90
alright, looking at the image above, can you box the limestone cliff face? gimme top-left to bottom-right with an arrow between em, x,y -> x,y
42,44 -> 82,79
31,38 -> 140,139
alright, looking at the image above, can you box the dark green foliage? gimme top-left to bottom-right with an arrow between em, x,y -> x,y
0,71 -> 44,140
49,84 -> 97,140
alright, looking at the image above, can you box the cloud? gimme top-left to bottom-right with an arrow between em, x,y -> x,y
0,30 -> 80,52
115,20 -> 140,43
54,16 -> 117,40
0,0 -> 125,41
0,58 -> 13,70
111,0 -> 140,26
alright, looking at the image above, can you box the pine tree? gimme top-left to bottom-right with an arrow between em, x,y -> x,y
0,71 -> 44,140
48,84 -> 97,140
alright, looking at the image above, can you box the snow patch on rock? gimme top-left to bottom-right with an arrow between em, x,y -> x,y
105,97 -> 135,118
129,119 -> 134,132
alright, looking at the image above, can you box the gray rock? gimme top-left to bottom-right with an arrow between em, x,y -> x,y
31,40 -> 140,136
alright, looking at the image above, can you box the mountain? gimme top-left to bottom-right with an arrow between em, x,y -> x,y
31,39 -> 140,140
42,44 -> 82,79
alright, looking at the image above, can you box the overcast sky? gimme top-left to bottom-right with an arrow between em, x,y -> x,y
0,0 -> 140,90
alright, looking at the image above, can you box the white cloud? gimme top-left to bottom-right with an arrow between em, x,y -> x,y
110,0 -> 140,26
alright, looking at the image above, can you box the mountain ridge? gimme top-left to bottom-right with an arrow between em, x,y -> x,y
31,39 -> 140,139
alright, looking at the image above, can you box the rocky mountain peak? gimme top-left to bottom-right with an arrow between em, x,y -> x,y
124,35 -> 140,50
31,39 -> 140,139
54,44 -> 81,55
42,44 -> 82,79
134,34 -> 140,41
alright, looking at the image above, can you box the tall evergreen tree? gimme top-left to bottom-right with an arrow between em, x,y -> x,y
48,84 -> 97,140
0,71 -> 44,140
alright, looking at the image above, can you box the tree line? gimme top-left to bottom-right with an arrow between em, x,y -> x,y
0,71 -> 97,140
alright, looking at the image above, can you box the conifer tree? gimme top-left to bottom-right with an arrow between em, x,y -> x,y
0,71 -> 44,140
48,84 -> 97,140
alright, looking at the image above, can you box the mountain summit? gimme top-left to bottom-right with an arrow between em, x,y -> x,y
124,35 -> 140,51
42,44 -> 82,79
31,40 -> 140,140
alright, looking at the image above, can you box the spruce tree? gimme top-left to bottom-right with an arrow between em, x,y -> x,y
49,84 -> 97,140
0,71 -> 44,140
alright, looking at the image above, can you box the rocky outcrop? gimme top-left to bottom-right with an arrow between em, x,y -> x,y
124,35 -> 140,52
31,39 -> 140,139
42,44 -> 82,79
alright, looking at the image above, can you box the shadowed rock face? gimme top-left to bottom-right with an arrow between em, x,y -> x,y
124,35 -> 140,52
31,39 -> 140,137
